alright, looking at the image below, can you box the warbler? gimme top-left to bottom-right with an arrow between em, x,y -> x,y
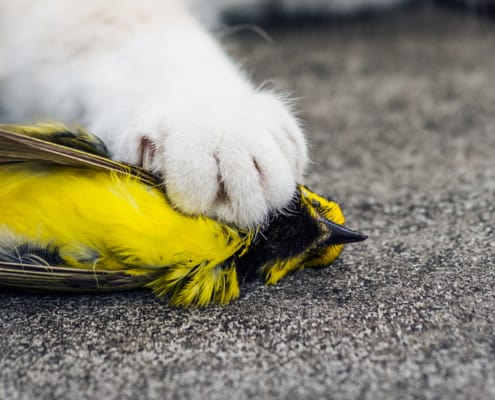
0,123 -> 366,306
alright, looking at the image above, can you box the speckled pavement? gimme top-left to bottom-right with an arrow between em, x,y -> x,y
1,6 -> 494,400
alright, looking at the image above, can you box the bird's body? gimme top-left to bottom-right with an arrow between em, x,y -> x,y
0,124 -> 366,306
0,162 -> 248,305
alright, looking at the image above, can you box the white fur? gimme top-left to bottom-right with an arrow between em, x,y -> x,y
0,0 -> 401,227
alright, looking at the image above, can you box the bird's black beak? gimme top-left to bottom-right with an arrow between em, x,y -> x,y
321,218 -> 367,245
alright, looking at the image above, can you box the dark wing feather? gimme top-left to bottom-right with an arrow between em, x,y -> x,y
0,123 -> 111,157
0,124 -> 159,186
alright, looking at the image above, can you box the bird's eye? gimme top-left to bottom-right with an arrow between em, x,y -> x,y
311,199 -> 321,208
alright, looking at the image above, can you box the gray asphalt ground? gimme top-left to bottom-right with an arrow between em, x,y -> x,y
1,6 -> 494,400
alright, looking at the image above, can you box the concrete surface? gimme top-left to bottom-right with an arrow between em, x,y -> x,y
1,6 -> 494,400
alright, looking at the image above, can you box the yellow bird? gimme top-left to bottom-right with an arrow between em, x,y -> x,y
0,123 -> 366,306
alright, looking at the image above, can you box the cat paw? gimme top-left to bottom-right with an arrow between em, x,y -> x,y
113,92 -> 307,228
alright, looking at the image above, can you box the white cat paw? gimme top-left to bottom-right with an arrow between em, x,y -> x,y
113,91 -> 307,228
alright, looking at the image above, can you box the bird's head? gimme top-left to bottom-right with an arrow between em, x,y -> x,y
237,185 -> 367,284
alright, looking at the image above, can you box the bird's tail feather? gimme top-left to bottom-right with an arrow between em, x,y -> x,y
0,261 -> 157,293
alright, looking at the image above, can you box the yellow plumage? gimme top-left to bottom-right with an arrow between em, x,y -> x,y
1,161 -> 247,306
0,123 -> 366,306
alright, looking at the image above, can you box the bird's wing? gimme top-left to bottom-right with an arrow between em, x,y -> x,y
0,123 -> 159,186
0,123 -> 111,157
0,261 -> 157,293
